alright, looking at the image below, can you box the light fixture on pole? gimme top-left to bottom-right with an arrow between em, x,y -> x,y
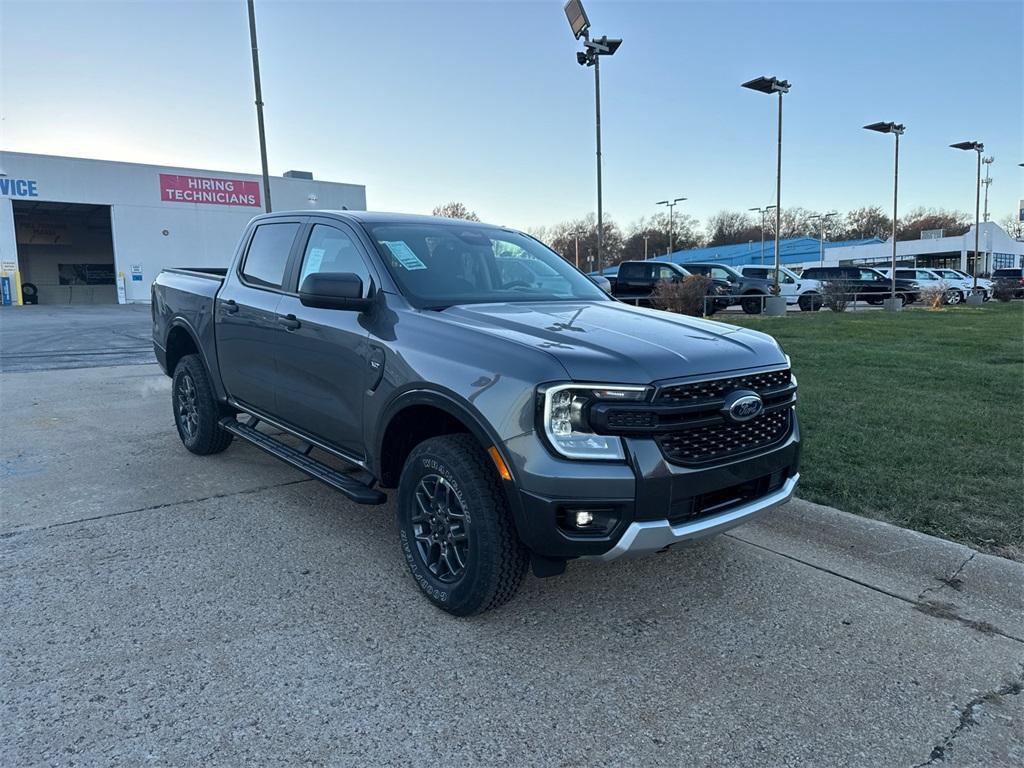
656,197 -> 686,255
981,156 -> 994,222
864,122 -> 905,310
748,205 -> 776,265
565,0 -> 621,274
951,140 -> 985,299
246,0 -> 272,213
742,75 -> 790,312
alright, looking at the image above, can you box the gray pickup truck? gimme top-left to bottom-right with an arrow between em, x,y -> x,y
152,211 -> 800,615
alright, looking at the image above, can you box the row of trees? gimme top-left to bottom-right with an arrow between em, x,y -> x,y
433,201 -> 1019,270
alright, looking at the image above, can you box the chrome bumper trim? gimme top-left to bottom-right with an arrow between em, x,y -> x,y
589,474 -> 799,561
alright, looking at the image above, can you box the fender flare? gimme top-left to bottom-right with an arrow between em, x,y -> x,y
165,318 -> 227,401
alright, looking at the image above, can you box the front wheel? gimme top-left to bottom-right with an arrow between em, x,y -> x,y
946,289 -> 962,305
397,434 -> 528,616
798,293 -> 823,312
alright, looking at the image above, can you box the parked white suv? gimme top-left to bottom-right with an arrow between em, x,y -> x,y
739,265 -> 823,311
875,267 -> 978,304
931,268 -> 991,301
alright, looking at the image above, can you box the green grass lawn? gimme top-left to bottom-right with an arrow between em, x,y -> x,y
719,301 -> 1024,560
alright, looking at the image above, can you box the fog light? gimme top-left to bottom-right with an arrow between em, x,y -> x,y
574,510 -> 594,527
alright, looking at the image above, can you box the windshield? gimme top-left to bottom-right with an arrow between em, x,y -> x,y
365,222 -> 608,308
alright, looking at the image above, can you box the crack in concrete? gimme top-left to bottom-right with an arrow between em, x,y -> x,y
919,552 -> 977,601
725,534 -> 1023,645
913,668 -> 1024,766
0,478 -> 315,539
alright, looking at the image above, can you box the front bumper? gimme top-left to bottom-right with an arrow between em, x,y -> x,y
503,413 -> 801,561
588,474 -> 797,560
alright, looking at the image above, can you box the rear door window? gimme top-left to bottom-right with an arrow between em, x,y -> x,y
242,222 -> 300,289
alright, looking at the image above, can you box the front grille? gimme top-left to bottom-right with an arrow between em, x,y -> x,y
656,368 -> 791,404
656,408 -> 792,465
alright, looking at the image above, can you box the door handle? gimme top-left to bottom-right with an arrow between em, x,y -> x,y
277,314 -> 301,331
223,299 -> 239,314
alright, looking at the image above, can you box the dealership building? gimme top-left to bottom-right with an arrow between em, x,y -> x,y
0,152 -> 366,304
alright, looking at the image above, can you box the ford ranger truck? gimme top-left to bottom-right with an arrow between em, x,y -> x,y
152,211 -> 800,615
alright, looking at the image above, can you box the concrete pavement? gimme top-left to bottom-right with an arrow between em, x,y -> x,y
2,360 -> 1021,767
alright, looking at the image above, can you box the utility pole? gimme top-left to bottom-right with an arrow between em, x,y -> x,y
247,0 -> 272,212
643,234 -> 649,260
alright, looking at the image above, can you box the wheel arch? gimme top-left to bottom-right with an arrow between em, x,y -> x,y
375,389 -> 513,491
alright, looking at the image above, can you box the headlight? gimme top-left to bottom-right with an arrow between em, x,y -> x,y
540,384 -> 647,460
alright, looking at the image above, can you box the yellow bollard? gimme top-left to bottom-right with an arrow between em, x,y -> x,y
13,270 -> 23,306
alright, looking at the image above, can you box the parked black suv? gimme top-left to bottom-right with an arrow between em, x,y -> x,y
800,266 -> 920,305
608,260 -> 730,311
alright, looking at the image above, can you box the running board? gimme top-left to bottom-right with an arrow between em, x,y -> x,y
219,417 -> 386,505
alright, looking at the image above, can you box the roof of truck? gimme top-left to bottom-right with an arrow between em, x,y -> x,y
258,210 -> 512,229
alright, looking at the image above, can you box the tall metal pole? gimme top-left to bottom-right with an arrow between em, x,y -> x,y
593,54 -> 603,271
574,233 -> 579,268
973,148 -> 981,290
773,90 -> 783,292
891,131 -> 899,300
643,235 -> 649,260
760,210 -> 766,265
247,0 -> 272,213
668,202 -> 674,255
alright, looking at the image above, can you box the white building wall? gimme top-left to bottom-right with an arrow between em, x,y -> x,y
0,152 -> 366,302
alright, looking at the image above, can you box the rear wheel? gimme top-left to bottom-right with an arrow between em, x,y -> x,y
946,289 -> 962,305
172,354 -> 233,455
397,434 -> 527,616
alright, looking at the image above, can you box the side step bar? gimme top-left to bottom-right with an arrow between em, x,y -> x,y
219,417 -> 386,505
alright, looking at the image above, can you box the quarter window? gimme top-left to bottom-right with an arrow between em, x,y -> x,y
242,222 -> 300,289
298,224 -> 371,295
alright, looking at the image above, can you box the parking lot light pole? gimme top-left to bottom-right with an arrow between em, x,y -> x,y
565,1 -> 621,273
809,211 -> 838,267
745,75 -> 790,315
749,205 -> 776,265
951,141 -> 985,296
865,122 -> 905,309
656,197 -> 686,255
246,0 -> 272,213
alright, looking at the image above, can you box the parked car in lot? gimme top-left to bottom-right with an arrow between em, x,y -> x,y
152,211 -> 800,615
738,264 -> 823,311
681,262 -> 774,314
929,268 -> 991,301
607,260 -> 730,311
800,266 -> 921,305
875,267 -> 972,304
991,267 -> 1024,298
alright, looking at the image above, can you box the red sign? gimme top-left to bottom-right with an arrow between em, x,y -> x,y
159,174 -> 261,207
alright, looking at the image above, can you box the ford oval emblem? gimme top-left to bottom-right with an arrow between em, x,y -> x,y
722,390 -> 764,423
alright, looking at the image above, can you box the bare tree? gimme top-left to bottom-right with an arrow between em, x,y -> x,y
621,212 -> 701,260
896,208 -> 970,240
432,202 -> 480,221
837,206 -> 892,240
546,213 -> 624,270
706,210 -> 761,246
999,213 -> 1024,240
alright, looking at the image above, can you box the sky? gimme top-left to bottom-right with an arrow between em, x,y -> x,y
1,0 -> 1022,233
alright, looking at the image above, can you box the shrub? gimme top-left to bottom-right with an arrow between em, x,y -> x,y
993,280 -> 1017,302
919,285 -> 948,309
821,280 -> 853,312
651,275 -> 714,316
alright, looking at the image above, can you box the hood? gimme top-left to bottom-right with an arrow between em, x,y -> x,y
438,301 -> 787,383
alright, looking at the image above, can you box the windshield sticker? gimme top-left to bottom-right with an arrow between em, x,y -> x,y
305,247 -> 326,274
383,240 -> 427,271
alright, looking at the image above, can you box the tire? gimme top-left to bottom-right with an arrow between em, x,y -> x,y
740,294 -> 764,315
897,293 -> 908,306
397,434 -> 528,616
865,297 -> 882,306
171,354 -> 234,455
946,289 -> 962,305
798,293 -> 822,312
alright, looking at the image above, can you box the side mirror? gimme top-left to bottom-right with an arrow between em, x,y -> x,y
299,272 -> 373,312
